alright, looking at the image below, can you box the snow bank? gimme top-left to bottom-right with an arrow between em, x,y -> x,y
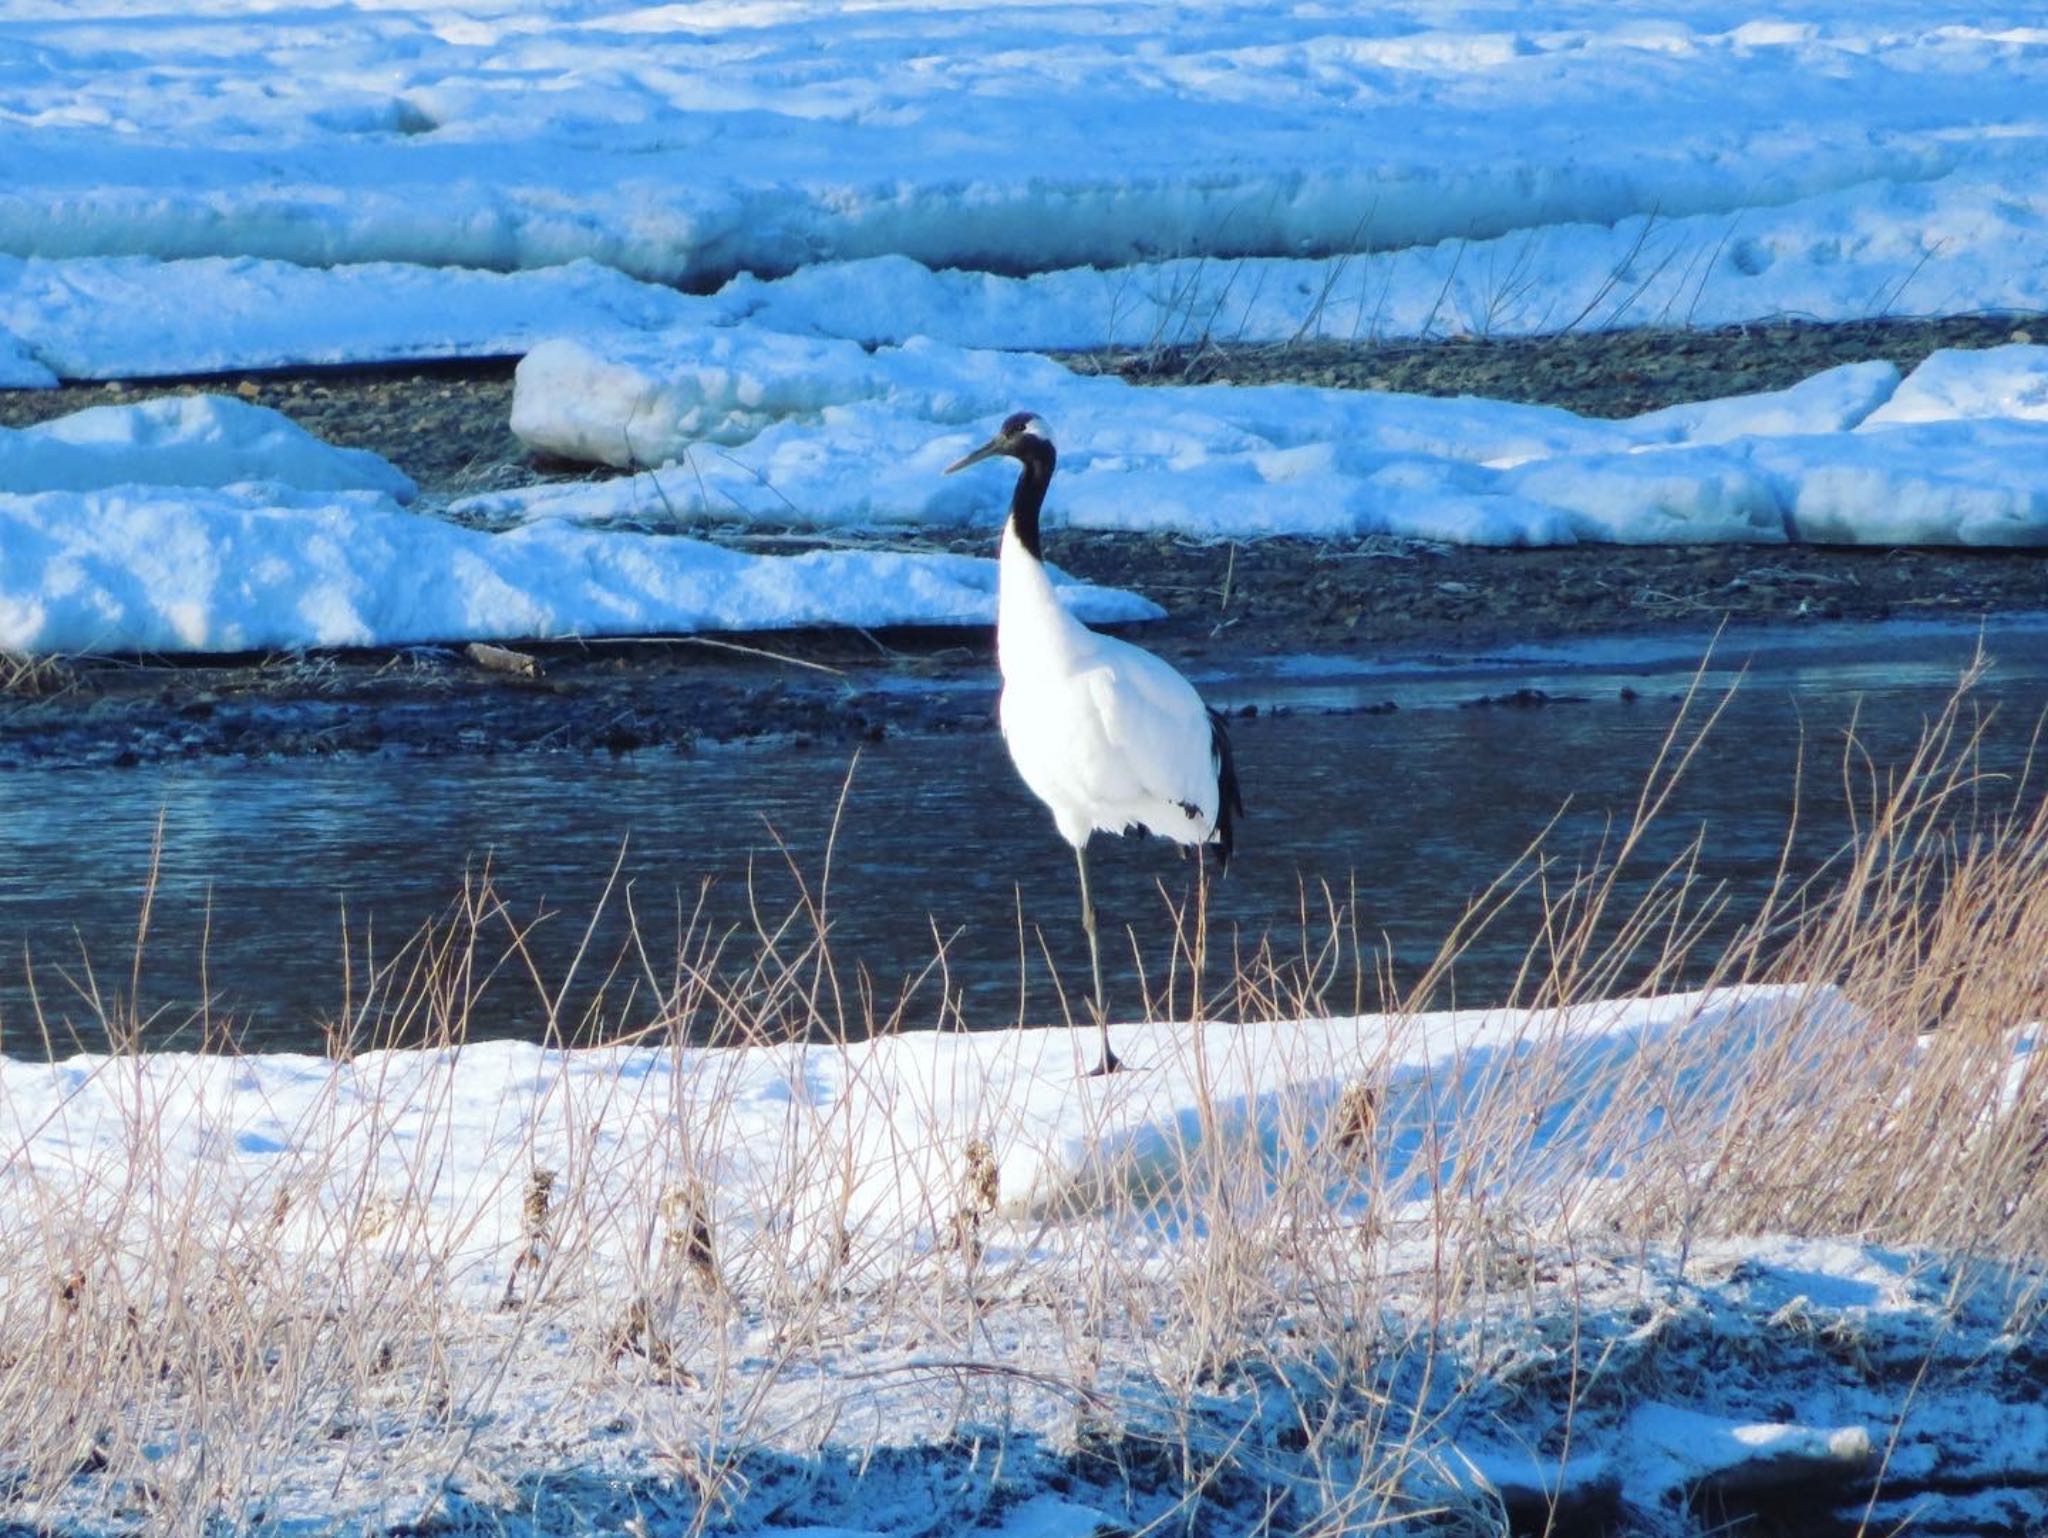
0,255 -> 698,382
7,179 -> 2048,385
712,175 -> 2048,350
0,394 -> 1157,654
0,487 -> 1157,655
507,331 -> 891,467
0,987 -> 1808,1287
4,2 -> 2045,289
1861,341 -> 2048,427
9,344 -> 2040,662
0,328 -> 57,389
0,395 -> 417,501
1759,421 -> 2048,545
498,332 -> 2048,546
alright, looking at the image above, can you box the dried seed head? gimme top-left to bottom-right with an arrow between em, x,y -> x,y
946,1139 -> 1002,1266
524,1168 -> 559,1240
1331,1081 -> 1381,1160
499,1170 -> 562,1311
660,1180 -> 719,1289
963,1138 -> 1000,1216
356,1195 -> 399,1242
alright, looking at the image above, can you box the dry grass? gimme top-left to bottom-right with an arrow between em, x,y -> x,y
0,648 -> 75,699
1,674 -> 2045,1534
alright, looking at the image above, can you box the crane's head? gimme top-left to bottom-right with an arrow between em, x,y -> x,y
944,411 -> 1051,474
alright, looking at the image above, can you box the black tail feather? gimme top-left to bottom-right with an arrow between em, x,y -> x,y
1207,708 -> 1246,873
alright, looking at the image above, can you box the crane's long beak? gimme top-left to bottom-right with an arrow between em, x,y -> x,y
944,433 -> 1006,474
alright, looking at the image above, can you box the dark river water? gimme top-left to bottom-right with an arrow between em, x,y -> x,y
3,619 -> 2045,1056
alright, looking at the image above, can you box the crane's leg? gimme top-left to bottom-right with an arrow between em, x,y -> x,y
1075,843 -> 1120,1075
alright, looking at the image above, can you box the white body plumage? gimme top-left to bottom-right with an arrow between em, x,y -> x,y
996,515 -> 1222,852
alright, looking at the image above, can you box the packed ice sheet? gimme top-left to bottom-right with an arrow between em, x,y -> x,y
0,397 -> 1158,655
488,335 -> 2048,546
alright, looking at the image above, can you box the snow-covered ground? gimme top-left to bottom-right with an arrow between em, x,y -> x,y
4,984 -> 2043,1533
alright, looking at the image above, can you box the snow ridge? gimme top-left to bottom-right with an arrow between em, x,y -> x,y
496,336 -> 2048,547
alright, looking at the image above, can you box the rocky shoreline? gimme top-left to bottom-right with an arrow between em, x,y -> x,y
3,313 -> 2043,766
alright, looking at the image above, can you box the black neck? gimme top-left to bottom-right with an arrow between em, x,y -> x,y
1006,438 -> 1055,561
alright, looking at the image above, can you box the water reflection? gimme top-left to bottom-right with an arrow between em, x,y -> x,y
2,625 -> 2044,1056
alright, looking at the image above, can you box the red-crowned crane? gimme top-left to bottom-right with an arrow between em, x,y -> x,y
947,411 -> 1243,1074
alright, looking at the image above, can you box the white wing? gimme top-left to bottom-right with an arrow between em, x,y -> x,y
1078,632 -> 1218,837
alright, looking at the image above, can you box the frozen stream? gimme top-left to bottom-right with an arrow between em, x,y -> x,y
2,619 -> 2044,1056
